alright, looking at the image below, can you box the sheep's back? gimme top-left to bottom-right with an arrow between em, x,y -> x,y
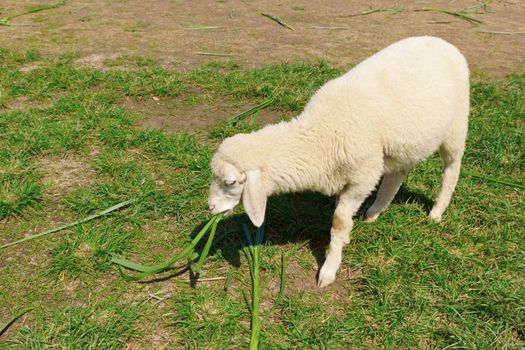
302,36 -> 469,168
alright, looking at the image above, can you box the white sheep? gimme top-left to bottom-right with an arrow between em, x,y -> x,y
208,36 -> 469,287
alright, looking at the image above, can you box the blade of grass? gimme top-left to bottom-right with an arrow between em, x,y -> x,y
112,214 -> 223,281
0,1 -> 65,24
478,30 -> 525,35
223,270 -> 233,293
230,97 -> 274,124
242,244 -> 255,281
349,8 -> 381,16
187,25 -> 220,30
191,217 -> 220,273
311,25 -> 349,30
242,290 -> 253,314
0,199 -> 135,249
278,253 -> 286,299
242,224 -> 255,280
341,2 -> 404,17
463,1 -> 492,13
244,224 -> 264,350
415,6 -> 483,24
242,223 -> 255,257
261,13 -> 294,31
112,215 -> 219,273
461,169 -> 525,189
194,51 -> 233,57
0,308 -> 33,336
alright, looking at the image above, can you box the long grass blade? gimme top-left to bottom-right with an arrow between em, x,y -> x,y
261,13 -> 294,31
415,7 -> 483,24
242,223 -> 255,259
230,97 -> 274,124
278,253 -> 286,300
343,3 -> 404,17
349,8 -> 381,16
242,290 -> 253,314
478,30 -> 525,35
311,25 -> 349,30
187,26 -> 220,30
461,169 -> 525,189
0,200 -> 135,249
0,1 -> 65,24
246,224 -> 264,350
0,308 -> 33,336
194,51 -> 233,57
113,215 -> 218,272
192,217 -> 220,273
112,214 -> 223,280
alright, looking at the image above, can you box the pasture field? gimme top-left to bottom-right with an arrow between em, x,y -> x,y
0,48 -> 523,349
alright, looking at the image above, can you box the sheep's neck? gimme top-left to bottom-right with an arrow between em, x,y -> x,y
241,121 -> 335,196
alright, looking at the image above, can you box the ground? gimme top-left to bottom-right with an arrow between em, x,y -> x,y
0,1 -> 524,349
1,0 -> 524,75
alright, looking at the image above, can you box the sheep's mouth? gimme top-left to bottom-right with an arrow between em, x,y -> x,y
219,208 -> 234,216
210,207 -> 234,216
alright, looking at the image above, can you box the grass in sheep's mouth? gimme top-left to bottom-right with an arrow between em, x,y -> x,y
111,214 -> 223,281
0,48 -> 523,349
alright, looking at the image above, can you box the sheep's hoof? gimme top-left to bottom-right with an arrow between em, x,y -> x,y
317,266 -> 336,288
364,209 -> 379,222
429,212 -> 442,223
364,214 -> 378,223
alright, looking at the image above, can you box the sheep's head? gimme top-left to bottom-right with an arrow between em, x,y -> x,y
208,157 -> 266,227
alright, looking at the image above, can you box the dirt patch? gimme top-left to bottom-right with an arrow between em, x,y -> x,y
19,63 -> 41,72
75,53 -> 121,70
3,95 -> 51,111
0,1 -> 524,75
284,258 -> 363,302
37,156 -> 95,198
124,94 -> 286,132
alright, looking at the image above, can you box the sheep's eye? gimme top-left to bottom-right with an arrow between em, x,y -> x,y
224,179 -> 236,186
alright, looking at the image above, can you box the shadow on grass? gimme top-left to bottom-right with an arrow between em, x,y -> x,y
184,184 -> 434,282
117,184 -> 433,286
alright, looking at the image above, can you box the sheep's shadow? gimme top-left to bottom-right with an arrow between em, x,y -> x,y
188,192 -> 333,273
188,185 -> 434,277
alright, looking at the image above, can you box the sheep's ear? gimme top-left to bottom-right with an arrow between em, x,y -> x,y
242,169 -> 266,227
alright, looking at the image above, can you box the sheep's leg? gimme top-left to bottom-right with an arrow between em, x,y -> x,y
429,143 -> 464,222
318,181 -> 378,288
365,169 -> 407,222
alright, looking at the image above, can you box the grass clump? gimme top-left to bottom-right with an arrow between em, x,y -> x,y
6,304 -> 139,350
103,55 -> 159,69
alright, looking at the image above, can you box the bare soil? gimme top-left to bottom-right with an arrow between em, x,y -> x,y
1,0 -> 523,75
124,93 -> 287,132
36,156 -> 95,198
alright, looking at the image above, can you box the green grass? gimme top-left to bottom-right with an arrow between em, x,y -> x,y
0,48 -> 524,349
7,303 -> 140,349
